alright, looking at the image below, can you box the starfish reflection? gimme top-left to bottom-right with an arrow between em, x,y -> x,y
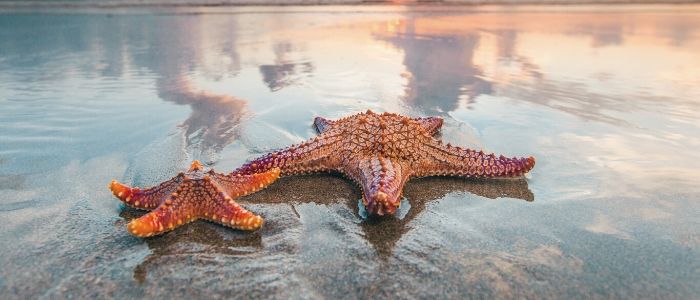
120,208 -> 263,283
361,177 -> 533,260
251,174 -> 534,260
123,173 -> 532,281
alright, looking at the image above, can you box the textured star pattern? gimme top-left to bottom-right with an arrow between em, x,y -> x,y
109,161 -> 280,237
236,111 -> 536,216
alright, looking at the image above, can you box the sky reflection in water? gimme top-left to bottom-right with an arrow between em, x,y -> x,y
0,5 -> 699,298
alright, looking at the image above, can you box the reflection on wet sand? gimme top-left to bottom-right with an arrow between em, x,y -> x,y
373,12 -> 700,122
156,76 -> 247,157
363,177 -> 533,259
120,209 -> 263,283
259,42 -> 314,92
121,173 -> 532,279
120,174 -> 351,282
145,16 -> 248,159
374,19 -> 492,114
2,7 -> 699,298
80,11 -> 700,296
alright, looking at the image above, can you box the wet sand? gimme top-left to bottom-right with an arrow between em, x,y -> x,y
1,4 -> 699,299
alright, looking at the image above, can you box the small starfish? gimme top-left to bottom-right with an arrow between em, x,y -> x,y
236,110 -> 535,216
109,161 -> 280,237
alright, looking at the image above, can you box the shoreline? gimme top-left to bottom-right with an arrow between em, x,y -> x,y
2,2 -> 700,15
1,1 -> 699,9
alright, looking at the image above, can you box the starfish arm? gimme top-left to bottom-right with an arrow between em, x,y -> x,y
108,174 -> 183,210
197,176 -> 266,231
199,195 -> 264,232
313,116 -> 335,133
415,141 -> 535,178
126,196 -> 197,237
413,116 -> 444,136
344,156 -> 411,216
207,168 -> 281,199
235,134 -> 342,176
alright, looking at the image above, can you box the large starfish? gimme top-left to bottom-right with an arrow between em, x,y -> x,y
236,110 -> 535,216
109,161 -> 280,237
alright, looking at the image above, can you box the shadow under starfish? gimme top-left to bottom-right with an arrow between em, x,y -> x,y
120,207 -> 264,283
360,176 -> 533,260
123,173 -> 533,281
245,174 -> 534,260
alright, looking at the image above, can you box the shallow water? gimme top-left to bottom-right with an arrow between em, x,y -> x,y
1,5 -> 699,298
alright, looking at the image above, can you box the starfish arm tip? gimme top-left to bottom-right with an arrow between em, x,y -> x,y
189,160 -> 204,171
127,218 -> 155,238
253,167 -> 282,187
313,116 -> 335,133
127,207 -> 192,237
524,156 -> 536,173
240,215 -> 264,231
222,212 -> 264,231
108,180 -> 131,201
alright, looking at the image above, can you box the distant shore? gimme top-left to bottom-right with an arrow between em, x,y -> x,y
0,0 -> 698,9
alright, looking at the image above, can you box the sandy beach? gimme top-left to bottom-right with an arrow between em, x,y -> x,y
0,4 -> 699,298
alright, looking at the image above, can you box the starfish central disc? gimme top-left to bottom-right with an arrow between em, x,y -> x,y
109,161 -> 280,237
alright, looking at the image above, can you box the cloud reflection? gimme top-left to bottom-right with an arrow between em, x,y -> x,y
259,41 -> 314,91
143,16 -> 249,159
371,11 -> 700,123
374,19 -> 493,115
157,76 -> 248,157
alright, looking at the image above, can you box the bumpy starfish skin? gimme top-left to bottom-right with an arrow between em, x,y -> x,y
236,111 -> 535,216
109,161 -> 280,237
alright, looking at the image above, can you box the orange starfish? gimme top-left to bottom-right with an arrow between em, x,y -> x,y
236,110 -> 535,216
109,161 -> 280,237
